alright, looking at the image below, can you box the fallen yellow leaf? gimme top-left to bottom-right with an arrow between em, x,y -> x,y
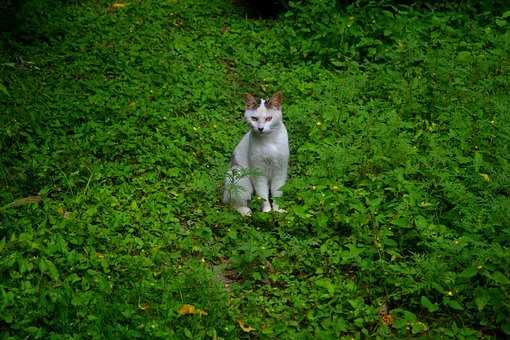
107,2 -> 127,11
111,3 -> 127,9
237,319 -> 255,333
480,173 -> 490,182
177,304 -> 207,316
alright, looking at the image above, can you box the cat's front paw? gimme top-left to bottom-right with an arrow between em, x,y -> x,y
236,207 -> 252,216
261,201 -> 272,213
271,202 -> 286,213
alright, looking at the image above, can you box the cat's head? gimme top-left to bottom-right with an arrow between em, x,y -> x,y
243,91 -> 283,134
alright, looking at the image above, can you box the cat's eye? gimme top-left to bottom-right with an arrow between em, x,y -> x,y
251,117 -> 258,122
265,117 -> 272,122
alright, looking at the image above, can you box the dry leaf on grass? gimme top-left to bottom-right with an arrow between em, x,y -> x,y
4,196 -> 41,209
480,173 -> 491,182
382,314 -> 394,326
237,319 -> 255,333
107,3 -> 127,12
177,304 -> 207,316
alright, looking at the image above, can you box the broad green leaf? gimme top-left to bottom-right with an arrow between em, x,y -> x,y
502,323 -> 510,335
490,271 -> 509,285
474,295 -> 489,311
45,259 -> 60,281
446,299 -> 464,310
415,215 -> 428,228
1,312 -> 13,323
130,200 -> 139,210
66,273 -> 81,284
71,294 -> 83,306
39,259 -> 47,273
24,326 -> 40,334
183,328 -> 193,339
316,278 -> 335,295
0,83 -> 8,96
421,296 -> 439,313
459,267 -> 477,279
394,216 -> 412,228
496,19 -> 507,27
457,51 -> 471,63
412,321 -> 428,334
401,310 -> 417,322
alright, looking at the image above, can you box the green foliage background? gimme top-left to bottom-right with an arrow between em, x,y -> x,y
1,0 -> 509,338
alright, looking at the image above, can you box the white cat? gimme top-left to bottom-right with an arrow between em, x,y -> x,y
223,91 -> 289,216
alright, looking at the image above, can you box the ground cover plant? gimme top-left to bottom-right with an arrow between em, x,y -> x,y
1,0 -> 509,338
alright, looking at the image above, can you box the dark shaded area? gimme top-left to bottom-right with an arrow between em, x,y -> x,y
237,0 -> 509,19
0,0 -> 27,32
235,0 -> 290,18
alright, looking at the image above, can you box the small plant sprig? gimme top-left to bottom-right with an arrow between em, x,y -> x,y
224,167 -> 262,202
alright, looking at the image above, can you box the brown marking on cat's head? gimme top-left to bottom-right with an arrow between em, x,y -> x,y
265,91 -> 282,110
244,93 -> 259,110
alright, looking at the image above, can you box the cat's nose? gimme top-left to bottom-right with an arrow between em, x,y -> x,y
258,127 -> 264,132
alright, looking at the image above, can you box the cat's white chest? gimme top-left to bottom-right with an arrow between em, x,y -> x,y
262,145 -> 279,165
249,133 -> 288,172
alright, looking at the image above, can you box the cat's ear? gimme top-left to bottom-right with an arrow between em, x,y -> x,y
244,93 -> 258,110
266,91 -> 282,110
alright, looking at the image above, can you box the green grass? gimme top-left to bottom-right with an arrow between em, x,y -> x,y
1,0 -> 510,338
